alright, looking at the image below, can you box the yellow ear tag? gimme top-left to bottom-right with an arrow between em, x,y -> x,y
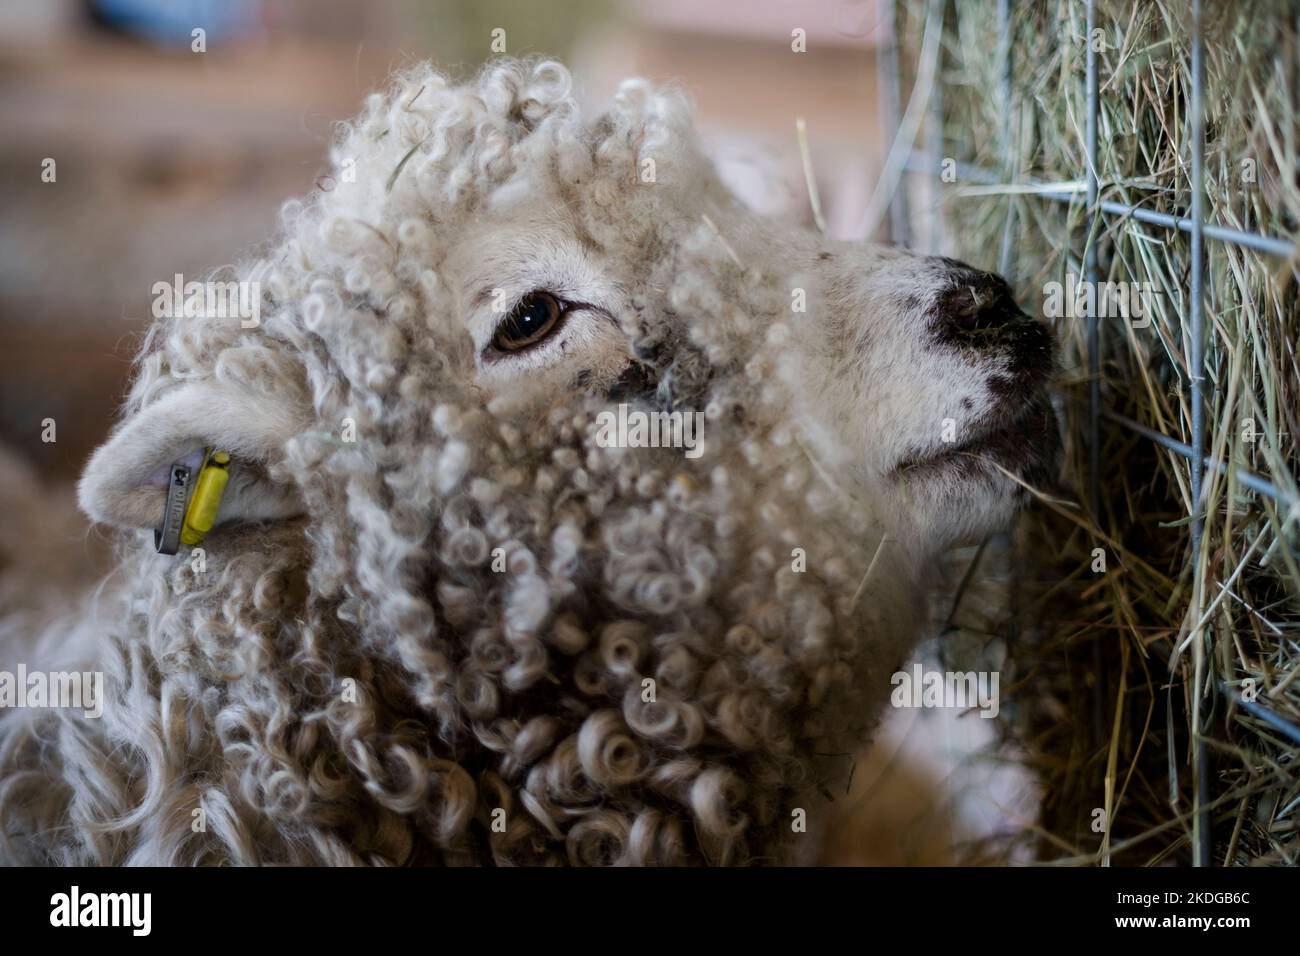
179,450 -> 231,547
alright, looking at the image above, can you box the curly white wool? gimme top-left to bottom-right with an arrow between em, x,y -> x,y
0,59 -> 917,866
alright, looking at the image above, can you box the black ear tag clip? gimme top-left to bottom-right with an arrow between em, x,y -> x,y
155,462 -> 193,555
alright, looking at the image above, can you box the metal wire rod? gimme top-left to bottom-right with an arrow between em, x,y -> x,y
1085,0 -> 1101,526
996,0 -> 1017,277
1084,0 -> 1107,759
879,0 -> 910,246
1218,682 -> 1300,749
1096,200 -> 1294,258
1188,0 -> 1212,869
901,154 -> 1296,257
925,0 -> 946,254
1104,411 -> 1296,506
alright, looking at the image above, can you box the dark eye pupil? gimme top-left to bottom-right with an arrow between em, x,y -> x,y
515,299 -> 550,333
493,291 -> 563,352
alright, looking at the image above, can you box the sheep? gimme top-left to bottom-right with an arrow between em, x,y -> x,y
0,58 -> 1057,866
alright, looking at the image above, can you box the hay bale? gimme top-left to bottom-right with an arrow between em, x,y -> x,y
898,0 -> 1300,865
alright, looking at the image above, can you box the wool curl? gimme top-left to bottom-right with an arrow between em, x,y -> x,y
0,59 -> 913,866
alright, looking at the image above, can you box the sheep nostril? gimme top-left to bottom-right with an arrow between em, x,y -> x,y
954,293 -> 998,330
937,281 -> 1023,337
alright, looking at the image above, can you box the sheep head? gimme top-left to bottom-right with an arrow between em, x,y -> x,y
69,60 -> 1057,865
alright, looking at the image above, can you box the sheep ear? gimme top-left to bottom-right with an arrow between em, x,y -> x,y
78,380 -> 310,534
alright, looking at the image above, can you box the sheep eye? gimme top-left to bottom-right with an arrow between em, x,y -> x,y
492,291 -> 565,352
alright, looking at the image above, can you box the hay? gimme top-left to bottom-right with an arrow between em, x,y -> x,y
898,0 -> 1300,865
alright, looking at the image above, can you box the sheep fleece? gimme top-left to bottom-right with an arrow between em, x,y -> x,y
0,60 -> 935,866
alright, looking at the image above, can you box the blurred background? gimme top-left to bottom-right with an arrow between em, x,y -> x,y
0,0 -> 885,479
0,0 -> 1032,865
